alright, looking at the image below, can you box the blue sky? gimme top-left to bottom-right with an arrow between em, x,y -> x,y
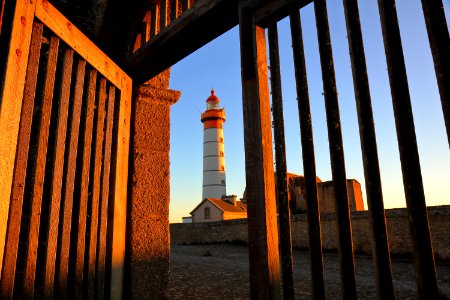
168,0 -> 450,223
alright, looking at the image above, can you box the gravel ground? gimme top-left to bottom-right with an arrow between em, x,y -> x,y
169,244 -> 450,300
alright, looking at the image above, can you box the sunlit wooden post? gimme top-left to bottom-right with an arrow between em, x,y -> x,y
238,3 -> 281,299
377,0 -> 439,298
313,0 -> 357,298
341,0 -> 394,298
289,9 -> 326,300
268,21 -> 294,300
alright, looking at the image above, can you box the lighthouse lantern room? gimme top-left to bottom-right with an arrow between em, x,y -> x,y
201,90 -> 227,199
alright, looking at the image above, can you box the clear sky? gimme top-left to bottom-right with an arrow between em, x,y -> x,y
168,0 -> 450,223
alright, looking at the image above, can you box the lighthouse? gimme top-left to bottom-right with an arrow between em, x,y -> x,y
201,90 -> 227,199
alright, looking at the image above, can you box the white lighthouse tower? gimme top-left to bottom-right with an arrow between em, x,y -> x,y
201,90 -> 226,199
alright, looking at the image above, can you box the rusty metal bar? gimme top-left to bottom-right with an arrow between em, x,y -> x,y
268,21 -> 294,300
289,9 -> 325,300
420,0 -> 450,147
313,0 -> 357,298
342,0 -> 394,298
377,0 -> 439,298
238,3 -> 281,299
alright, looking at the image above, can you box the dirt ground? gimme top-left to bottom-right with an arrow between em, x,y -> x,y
169,244 -> 450,300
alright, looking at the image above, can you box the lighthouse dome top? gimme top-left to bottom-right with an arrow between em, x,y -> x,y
206,89 -> 220,103
206,89 -> 221,110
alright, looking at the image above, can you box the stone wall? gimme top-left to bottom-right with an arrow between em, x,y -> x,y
125,70 -> 181,299
170,206 -> 450,260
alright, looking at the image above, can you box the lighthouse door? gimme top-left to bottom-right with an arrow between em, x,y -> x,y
0,1 -> 131,298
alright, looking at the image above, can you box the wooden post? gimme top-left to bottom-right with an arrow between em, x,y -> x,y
267,21 -> 294,300
0,0 -> 37,277
377,0 -> 439,298
150,5 -> 158,37
97,86 -> 116,299
74,69 -> 97,300
0,21 -> 43,298
289,9 -> 325,300
170,0 -> 179,23
342,0 -> 394,298
58,59 -> 86,297
23,35 -> 60,298
160,0 -> 168,31
238,3 -> 281,299
313,0 -> 357,298
87,78 -> 107,299
420,0 -> 450,147
44,48 -> 74,298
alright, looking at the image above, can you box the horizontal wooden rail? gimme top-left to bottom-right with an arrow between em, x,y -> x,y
125,0 -> 313,84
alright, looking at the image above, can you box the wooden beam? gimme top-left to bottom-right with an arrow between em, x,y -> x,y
342,0 -> 394,298
126,0 -> 239,84
44,48 -> 74,298
238,3 -> 281,299
314,0 -> 357,297
420,0 -> 450,147
74,69 -> 97,300
35,0 -> 127,89
0,0 -> 37,276
0,21 -> 43,298
97,86 -> 116,299
23,35 -> 60,298
125,0 -> 313,84
289,10 -> 325,300
109,71 -> 132,300
267,21 -> 294,300
377,0 -> 439,298
58,59 -> 86,297
87,78 -> 107,299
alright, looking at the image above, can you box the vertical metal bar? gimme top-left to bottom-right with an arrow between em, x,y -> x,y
420,0 -> 450,147
289,9 -> 325,300
0,21 -> 43,299
23,35 -> 60,298
268,21 -> 294,300
97,86 -> 116,299
74,69 -> 97,300
377,0 -> 439,298
58,59 -> 86,298
341,0 -> 394,298
313,0 -> 357,298
238,3 -> 281,299
87,78 -> 107,299
44,48 -> 74,298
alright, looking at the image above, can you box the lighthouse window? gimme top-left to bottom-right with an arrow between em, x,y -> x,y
221,166 -> 225,171
219,137 -> 224,143
204,207 -> 211,219
220,151 -> 224,157
222,180 -> 225,185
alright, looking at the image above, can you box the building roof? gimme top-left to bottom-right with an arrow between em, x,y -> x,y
190,198 -> 247,215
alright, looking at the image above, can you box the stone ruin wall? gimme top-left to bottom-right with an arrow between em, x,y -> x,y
170,205 -> 450,260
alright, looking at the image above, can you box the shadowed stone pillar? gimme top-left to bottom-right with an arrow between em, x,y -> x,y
126,69 -> 180,299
